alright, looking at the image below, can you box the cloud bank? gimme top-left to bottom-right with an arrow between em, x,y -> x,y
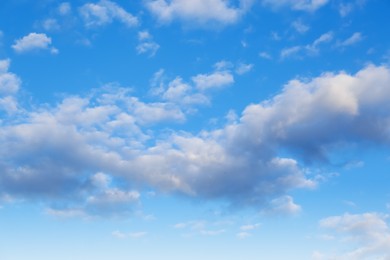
1,60 -> 390,216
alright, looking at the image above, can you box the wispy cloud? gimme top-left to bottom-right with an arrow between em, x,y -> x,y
79,0 -> 138,28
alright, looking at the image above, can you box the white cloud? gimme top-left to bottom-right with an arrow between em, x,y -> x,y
192,70 -> 234,90
235,63 -> 253,75
259,51 -> 272,60
0,59 -> 21,113
80,0 -> 138,28
339,3 -> 353,17
136,31 -> 160,57
146,0 -> 253,26
338,32 -> 363,47
262,195 -> 302,215
280,46 -> 302,59
42,18 -> 60,31
262,0 -> 329,12
12,33 -> 57,54
317,212 -> 390,259
292,19 -> 310,34
59,2 -> 72,15
281,31 -> 333,58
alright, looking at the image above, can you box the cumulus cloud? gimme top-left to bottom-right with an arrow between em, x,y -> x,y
317,212 -> 390,259
2,63 -> 390,216
79,0 -> 138,28
146,0 -> 253,26
262,0 -> 329,12
12,33 -> 58,54
0,59 -> 21,114
192,70 -> 234,90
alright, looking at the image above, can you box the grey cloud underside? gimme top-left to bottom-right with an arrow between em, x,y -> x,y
1,64 -> 390,215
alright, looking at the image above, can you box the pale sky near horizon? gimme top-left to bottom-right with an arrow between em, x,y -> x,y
1,0 -> 390,259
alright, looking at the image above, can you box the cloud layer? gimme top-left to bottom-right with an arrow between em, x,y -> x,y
1,61 -> 390,216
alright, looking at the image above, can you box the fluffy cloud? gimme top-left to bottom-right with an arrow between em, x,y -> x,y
80,0 -> 138,28
0,59 -> 21,114
12,33 -> 58,54
317,212 -> 390,259
192,70 -> 234,90
146,0 -> 253,26
2,63 -> 390,216
262,0 -> 329,12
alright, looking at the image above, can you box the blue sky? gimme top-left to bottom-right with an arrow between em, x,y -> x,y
0,0 -> 390,259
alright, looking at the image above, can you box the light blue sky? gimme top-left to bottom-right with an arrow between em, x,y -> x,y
1,0 -> 390,259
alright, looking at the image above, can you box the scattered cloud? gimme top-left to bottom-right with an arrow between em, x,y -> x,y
12,33 -> 58,54
281,31 -> 333,58
317,212 -> 390,259
292,19 -> 310,34
42,18 -> 60,31
338,3 -> 353,17
58,2 -> 72,16
280,46 -> 302,59
235,63 -> 253,75
79,0 -> 138,28
136,30 -> 160,57
146,0 -> 254,26
337,32 -> 363,47
192,70 -> 234,90
259,51 -> 272,60
262,0 -> 329,12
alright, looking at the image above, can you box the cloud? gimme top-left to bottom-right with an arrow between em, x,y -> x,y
317,212 -> 390,259
262,0 -> 329,12
0,59 -> 21,114
281,31 -> 333,59
262,195 -> 301,215
259,51 -> 272,60
136,31 -> 160,57
58,2 -> 72,15
192,70 -> 234,90
12,33 -> 58,54
292,19 -> 310,34
79,0 -> 138,28
150,61 -> 238,109
2,63 -> 390,216
235,63 -> 253,75
146,0 -> 253,26
337,32 -> 363,47
280,46 -> 302,59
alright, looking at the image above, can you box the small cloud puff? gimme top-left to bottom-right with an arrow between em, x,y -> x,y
12,33 -> 58,54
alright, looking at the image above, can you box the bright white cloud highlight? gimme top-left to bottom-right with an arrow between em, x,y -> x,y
12,33 -> 58,54
80,0 -> 138,27
146,0 -> 253,26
